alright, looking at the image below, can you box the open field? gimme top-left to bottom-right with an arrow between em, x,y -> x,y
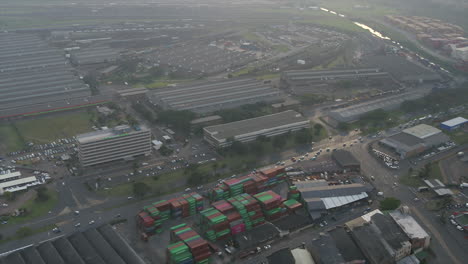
0,188 -> 58,228
15,111 -> 94,144
0,124 -> 25,153
400,161 -> 443,187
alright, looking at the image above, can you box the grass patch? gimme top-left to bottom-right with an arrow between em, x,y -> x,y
0,189 -> 58,227
0,223 -> 56,245
400,162 -> 443,187
449,130 -> 468,145
425,197 -> 452,211
0,123 -> 25,152
272,44 -> 290,53
15,111 -> 93,144
256,73 -> 280,80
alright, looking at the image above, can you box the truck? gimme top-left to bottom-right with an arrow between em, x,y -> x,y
417,186 -> 429,192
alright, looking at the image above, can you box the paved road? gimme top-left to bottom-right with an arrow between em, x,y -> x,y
349,142 -> 468,264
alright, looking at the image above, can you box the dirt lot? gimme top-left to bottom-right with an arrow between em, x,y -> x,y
439,148 -> 468,185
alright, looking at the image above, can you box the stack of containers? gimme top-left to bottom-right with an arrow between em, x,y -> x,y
166,242 -> 193,264
210,185 -> 229,201
228,193 -> 265,231
251,174 -> 268,192
170,198 -> 183,219
287,185 -> 301,201
283,199 -> 303,213
223,178 -> 244,197
198,208 -> 230,242
259,167 -> 287,188
254,190 -> 283,221
136,211 -> 156,235
153,200 -> 171,222
212,200 -> 234,214
190,193 -> 205,212
170,224 -> 211,264
143,205 -> 164,234
182,194 -> 197,216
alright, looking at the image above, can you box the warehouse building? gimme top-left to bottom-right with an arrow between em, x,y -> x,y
295,180 -> 373,220
70,46 -> 121,65
327,92 -> 426,126
332,150 -> 361,172
351,214 -> 412,263
0,33 -> 90,112
440,116 -> 468,131
203,110 -> 310,148
390,210 -> 431,249
281,68 -> 392,94
423,179 -> 454,196
362,55 -> 441,83
77,125 -> 151,166
0,225 -> 145,264
148,78 -> 282,113
379,124 -> 450,159
0,171 -> 42,195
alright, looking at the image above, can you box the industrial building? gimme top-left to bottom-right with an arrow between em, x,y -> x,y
148,78 -> 282,113
379,124 -> 450,158
331,150 -> 361,172
0,225 -> 145,264
267,247 -> 315,264
362,55 -> 441,83
77,125 -> 152,166
295,180 -> 373,220
423,179 -> 454,196
0,171 -> 42,195
190,115 -> 223,130
351,214 -> 412,263
0,33 -> 91,113
327,92 -> 426,126
203,110 -> 310,148
390,210 -> 431,249
281,68 -> 393,95
440,116 -> 468,131
70,46 -> 120,65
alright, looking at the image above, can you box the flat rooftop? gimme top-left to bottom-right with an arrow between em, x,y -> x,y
441,116 -> 468,127
403,124 -> 441,139
329,92 -> 425,122
389,211 -> 429,239
77,125 -> 148,144
204,110 -> 309,140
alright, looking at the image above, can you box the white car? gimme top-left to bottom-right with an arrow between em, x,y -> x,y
75,223 -> 81,228
89,220 -> 95,225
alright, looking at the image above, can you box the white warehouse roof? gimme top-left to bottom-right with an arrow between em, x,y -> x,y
441,117 -> 468,127
0,176 -> 38,193
0,171 -> 21,181
321,192 -> 368,209
403,124 -> 441,139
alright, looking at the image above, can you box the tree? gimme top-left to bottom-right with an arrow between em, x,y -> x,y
314,123 -> 323,136
229,141 -> 247,155
294,128 -> 312,144
35,187 -> 50,202
188,170 -> 203,185
418,164 -> 431,178
272,135 -> 287,149
3,191 -> 15,202
16,227 -> 33,238
159,145 -> 173,156
337,122 -> 350,131
157,110 -> 195,132
380,197 -> 401,211
83,74 -> 99,95
133,182 -> 150,198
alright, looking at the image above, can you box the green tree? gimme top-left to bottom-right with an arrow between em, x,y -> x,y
380,197 -> 401,211
294,128 -> 312,144
158,110 -> 195,132
35,187 -> 50,202
83,74 -> 99,95
3,191 -> 15,202
337,122 -> 350,131
159,145 -> 174,156
229,141 -> 247,155
313,123 -> 323,136
16,227 -> 33,238
133,182 -> 150,198
188,170 -> 203,185
272,135 -> 287,149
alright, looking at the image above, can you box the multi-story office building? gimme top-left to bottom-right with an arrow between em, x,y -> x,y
77,125 -> 151,166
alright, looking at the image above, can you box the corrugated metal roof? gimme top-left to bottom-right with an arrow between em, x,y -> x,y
0,176 -> 38,190
322,192 -> 368,209
403,124 -> 441,139
0,171 -> 21,181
